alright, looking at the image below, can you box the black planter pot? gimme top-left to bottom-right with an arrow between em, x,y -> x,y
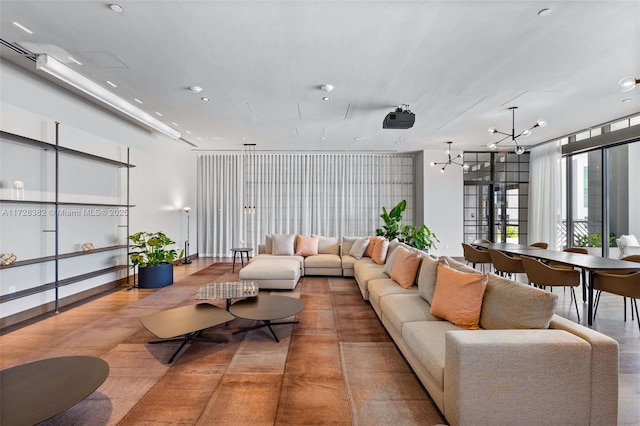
138,263 -> 174,288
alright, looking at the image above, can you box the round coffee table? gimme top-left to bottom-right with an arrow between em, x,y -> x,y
0,356 -> 109,425
229,295 -> 304,342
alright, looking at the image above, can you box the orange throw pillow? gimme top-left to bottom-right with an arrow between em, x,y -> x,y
390,247 -> 422,288
372,239 -> 389,265
430,263 -> 488,330
295,235 -> 319,257
363,236 -> 379,258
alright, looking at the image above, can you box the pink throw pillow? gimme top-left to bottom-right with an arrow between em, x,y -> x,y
390,247 -> 422,288
295,235 -> 319,257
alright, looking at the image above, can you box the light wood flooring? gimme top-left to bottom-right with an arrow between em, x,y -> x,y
1,258 -> 639,424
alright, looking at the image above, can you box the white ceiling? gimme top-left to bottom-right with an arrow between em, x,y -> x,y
1,0 -> 639,153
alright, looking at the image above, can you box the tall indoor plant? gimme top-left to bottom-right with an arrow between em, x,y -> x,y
129,231 -> 183,288
376,200 -> 406,241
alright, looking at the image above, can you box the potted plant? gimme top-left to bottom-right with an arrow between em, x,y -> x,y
129,231 -> 183,288
376,200 -> 406,241
401,224 -> 440,252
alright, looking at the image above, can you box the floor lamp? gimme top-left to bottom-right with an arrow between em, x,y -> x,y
182,207 -> 192,264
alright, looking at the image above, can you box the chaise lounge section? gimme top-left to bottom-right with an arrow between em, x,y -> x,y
242,234 -> 619,425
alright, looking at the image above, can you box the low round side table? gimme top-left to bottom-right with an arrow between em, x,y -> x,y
229,295 -> 304,342
231,247 -> 253,272
0,356 -> 109,425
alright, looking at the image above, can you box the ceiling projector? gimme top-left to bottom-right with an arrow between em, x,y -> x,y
383,106 -> 415,129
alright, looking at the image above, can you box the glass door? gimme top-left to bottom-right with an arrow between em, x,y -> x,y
570,151 -> 603,255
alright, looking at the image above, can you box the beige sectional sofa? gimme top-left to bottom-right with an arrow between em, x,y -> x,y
246,234 -> 619,425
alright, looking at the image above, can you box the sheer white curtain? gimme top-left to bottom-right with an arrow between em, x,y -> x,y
197,154 -> 243,257
528,141 -> 562,250
198,153 -> 413,256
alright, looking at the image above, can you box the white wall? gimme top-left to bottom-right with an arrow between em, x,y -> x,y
418,149 -> 464,257
0,59 -> 197,319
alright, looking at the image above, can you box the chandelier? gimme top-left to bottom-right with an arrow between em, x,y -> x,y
430,141 -> 469,173
487,106 -> 546,155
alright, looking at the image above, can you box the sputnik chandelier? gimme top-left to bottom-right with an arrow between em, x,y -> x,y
487,106 -> 546,155
430,141 -> 469,173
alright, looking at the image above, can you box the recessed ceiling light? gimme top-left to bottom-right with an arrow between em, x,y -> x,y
622,98 -> 632,103
68,56 -> 82,65
172,122 -> 179,126
197,137 -> 202,141
12,21 -> 33,34
186,130 -> 192,134
105,80 -> 117,88
538,8 -> 551,16
155,111 -> 163,117
201,97 -> 210,102
322,97 -> 331,101
110,4 -> 124,13
134,98 -> 143,104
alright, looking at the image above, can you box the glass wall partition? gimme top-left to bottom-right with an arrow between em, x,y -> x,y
463,152 -> 530,244
560,114 -> 639,258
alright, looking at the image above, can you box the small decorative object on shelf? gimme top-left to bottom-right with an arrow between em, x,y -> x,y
0,253 -> 17,266
82,243 -> 94,253
13,180 -> 24,200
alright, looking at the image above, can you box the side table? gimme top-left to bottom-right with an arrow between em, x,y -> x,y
231,247 -> 253,272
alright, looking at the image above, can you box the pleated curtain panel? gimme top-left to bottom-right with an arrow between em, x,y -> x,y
197,153 -> 414,257
528,140 -> 562,250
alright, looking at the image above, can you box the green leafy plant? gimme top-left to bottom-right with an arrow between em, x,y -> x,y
128,231 -> 183,268
400,224 -> 439,251
575,232 -> 616,248
375,200 -> 407,241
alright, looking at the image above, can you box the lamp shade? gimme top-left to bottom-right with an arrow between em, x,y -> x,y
618,76 -> 638,92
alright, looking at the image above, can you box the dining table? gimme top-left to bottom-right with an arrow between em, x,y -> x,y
472,242 -> 640,326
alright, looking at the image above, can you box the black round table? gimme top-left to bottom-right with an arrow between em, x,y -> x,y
0,356 -> 109,425
230,295 -> 304,342
231,247 -> 253,272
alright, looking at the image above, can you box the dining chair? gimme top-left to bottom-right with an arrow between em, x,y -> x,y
549,247 -> 589,302
521,256 -> 581,322
593,255 -> 640,324
593,270 -> 640,331
529,242 -> 549,249
461,243 -> 492,273
488,249 -> 525,279
472,238 -> 492,245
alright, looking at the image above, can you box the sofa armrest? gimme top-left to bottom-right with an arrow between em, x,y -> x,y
444,329 -> 594,426
549,315 -> 619,425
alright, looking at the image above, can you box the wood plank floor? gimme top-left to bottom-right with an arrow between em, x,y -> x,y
1,258 -> 639,424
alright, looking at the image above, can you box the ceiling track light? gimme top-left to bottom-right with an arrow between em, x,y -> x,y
618,76 -> 639,92
430,141 -> 468,173
35,54 -> 180,139
486,106 -> 546,155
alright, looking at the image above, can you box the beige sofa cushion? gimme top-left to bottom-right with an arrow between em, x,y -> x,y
368,279 -> 419,315
441,256 -> 482,275
313,235 -> 340,255
417,254 -> 441,304
402,320 -> 463,390
341,254 -> 356,271
304,253 -> 341,269
380,293 -> 441,337
479,273 -> 558,329
264,234 -> 273,254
